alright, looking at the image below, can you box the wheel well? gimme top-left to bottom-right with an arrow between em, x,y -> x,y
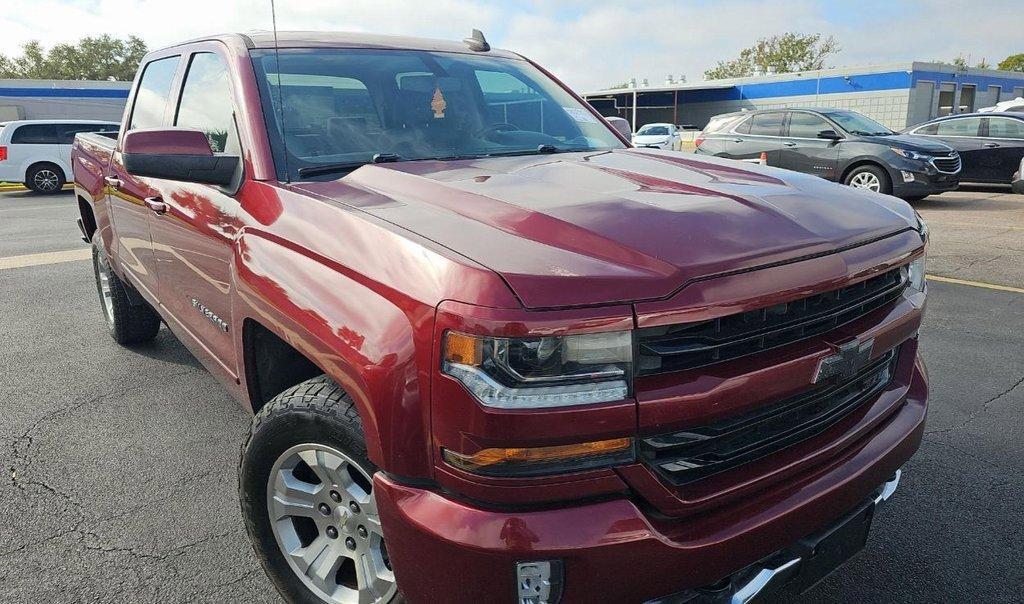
243,319 -> 322,413
78,195 -> 97,240
25,161 -> 65,182
840,160 -> 890,185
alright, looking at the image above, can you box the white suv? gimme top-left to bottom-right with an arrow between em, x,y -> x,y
0,120 -> 118,193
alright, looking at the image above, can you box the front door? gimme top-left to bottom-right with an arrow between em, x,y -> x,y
148,50 -> 242,380
106,55 -> 181,303
778,111 -> 840,181
978,117 -> 1024,183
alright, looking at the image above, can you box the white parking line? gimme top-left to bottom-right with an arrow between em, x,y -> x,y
0,248 -> 91,270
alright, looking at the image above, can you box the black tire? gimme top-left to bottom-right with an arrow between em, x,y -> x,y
26,162 -> 65,194
843,164 -> 892,195
240,375 -> 403,604
91,232 -> 161,344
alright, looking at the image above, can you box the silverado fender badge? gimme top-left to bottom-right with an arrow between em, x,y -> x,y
191,298 -> 229,333
814,338 -> 874,383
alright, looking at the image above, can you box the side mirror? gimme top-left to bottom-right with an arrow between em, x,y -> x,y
605,116 -> 633,140
122,128 -> 239,186
817,129 -> 842,140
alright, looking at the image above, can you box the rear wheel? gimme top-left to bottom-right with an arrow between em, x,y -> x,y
844,165 -> 891,194
26,163 -> 65,193
91,232 -> 161,344
240,376 -> 401,604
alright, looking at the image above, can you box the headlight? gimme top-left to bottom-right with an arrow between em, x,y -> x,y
907,255 -> 926,292
442,331 -> 632,409
891,147 -> 931,161
914,210 -> 929,243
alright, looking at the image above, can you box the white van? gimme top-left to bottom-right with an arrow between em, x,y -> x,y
0,120 -> 119,193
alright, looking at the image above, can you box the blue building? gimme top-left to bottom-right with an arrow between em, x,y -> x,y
0,79 -> 131,122
584,62 -> 1024,132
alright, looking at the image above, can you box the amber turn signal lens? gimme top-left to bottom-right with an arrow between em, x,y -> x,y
442,438 -> 634,477
443,331 -> 483,366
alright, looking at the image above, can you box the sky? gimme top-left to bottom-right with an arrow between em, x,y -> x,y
0,0 -> 1020,90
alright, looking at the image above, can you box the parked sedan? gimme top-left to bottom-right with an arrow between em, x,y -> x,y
696,108 -> 960,200
904,112 -> 1024,184
632,122 -> 681,150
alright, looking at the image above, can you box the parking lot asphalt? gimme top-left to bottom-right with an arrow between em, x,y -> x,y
1,188 -> 1023,603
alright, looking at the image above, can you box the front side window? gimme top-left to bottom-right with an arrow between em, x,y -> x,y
748,112 -> 785,136
787,112 -> 831,138
250,48 -> 625,180
11,124 -> 58,144
130,56 -> 181,130
175,53 -> 238,154
985,117 -> 1024,139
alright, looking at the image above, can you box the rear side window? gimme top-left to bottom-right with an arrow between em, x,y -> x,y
748,112 -> 785,136
733,117 -> 752,134
787,112 -> 831,138
56,123 -> 117,144
704,114 -> 744,134
175,53 -> 238,154
985,117 -> 1024,139
130,56 -> 181,130
11,124 -> 58,144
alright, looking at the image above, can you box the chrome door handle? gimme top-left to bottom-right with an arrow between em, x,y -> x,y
983,142 -> 1000,148
144,196 -> 168,215
104,175 -> 123,189
783,142 -> 798,147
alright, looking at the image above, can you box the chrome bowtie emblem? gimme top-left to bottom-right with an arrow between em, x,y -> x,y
814,338 -> 874,383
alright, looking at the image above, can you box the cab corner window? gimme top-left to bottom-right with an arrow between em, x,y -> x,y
129,56 -> 181,131
175,52 -> 239,154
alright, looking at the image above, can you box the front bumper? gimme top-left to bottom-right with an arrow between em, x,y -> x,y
889,165 -> 959,198
373,356 -> 927,603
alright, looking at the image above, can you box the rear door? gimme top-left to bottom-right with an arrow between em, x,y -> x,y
979,116 -> 1024,183
147,48 -> 243,380
728,112 -> 785,164
107,54 -> 182,303
912,116 -> 985,180
777,111 -> 840,180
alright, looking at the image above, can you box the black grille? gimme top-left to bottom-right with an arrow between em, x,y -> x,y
639,349 -> 898,486
636,267 -> 907,375
932,154 -> 961,173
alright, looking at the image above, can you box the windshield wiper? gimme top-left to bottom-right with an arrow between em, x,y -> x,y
297,152 -> 403,178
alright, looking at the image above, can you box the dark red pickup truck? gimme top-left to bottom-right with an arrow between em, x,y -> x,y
72,31 -> 929,604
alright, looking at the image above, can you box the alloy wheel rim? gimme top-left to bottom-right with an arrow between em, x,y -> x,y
849,172 -> 881,191
34,169 -> 59,192
95,252 -> 115,327
267,444 -> 396,604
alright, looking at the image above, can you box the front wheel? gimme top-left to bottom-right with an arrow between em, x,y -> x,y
843,165 -> 891,194
240,376 -> 401,604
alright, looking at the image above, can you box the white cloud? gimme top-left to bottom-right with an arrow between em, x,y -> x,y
0,0 -> 1020,91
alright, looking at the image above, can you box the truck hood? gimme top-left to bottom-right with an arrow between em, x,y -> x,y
873,133 -> 953,154
295,149 -> 918,309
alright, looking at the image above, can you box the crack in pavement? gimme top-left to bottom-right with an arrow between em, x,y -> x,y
925,372 -> 1024,436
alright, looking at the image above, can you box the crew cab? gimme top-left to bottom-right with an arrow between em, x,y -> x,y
73,31 -> 929,604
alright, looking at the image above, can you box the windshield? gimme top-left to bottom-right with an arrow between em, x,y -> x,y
637,125 -> 669,136
826,111 -> 894,136
251,49 -> 625,180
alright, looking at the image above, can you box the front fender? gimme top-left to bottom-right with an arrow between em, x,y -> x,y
232,230 -> 436,478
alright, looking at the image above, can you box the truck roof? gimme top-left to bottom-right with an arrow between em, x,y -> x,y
170,31 -> 521,59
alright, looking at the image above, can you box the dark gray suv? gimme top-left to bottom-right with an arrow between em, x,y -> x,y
695,108 -> 960,200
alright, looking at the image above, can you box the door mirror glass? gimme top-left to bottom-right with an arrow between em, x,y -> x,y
122,127 -> 239,186
817,129 -> 842,140
605,116 -> 632,139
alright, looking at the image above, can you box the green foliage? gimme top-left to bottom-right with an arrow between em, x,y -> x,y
0,35 -> 147,81
704,33 -> 840,80
998,54 -> 1024,72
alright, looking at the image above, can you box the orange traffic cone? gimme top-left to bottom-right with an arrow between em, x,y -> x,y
759,151 -> 768,165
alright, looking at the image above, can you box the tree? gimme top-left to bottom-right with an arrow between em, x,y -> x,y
704,33 -> 840,80
0,35 -> 147,81
998,54 -> 1024,72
